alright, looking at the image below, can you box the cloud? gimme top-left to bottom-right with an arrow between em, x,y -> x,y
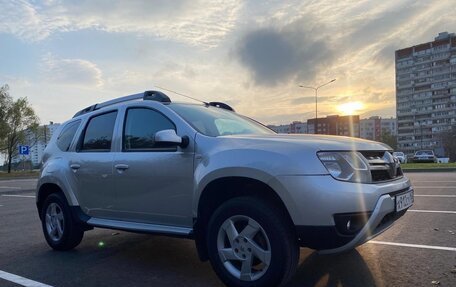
362,88 -> 395,105
2,0 -> 456,126
290,96 -> 331,105
371,44 -> 399,68
235,17 -> 335,86
343,1 -> 425,49
0,0 -> 70,42
0,0 -> 243,48
41,54 -> 103,87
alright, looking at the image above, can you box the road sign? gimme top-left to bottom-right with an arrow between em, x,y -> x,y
19,145 -> 30,155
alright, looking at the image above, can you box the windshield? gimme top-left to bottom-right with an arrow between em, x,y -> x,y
415,150 -> 433,156
169,103 -> 275,137
393,152 -> 404,156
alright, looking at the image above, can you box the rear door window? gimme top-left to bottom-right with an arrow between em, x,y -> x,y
80,111 -> 118,152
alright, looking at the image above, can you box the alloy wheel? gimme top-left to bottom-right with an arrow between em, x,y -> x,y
216,215 -> 272,281
45,202 -> 65,241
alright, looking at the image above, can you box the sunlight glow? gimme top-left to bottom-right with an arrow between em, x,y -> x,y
337,102 -> 365,115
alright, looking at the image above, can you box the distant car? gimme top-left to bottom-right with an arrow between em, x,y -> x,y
393,152 -> 407,164
412,150 -> 437,163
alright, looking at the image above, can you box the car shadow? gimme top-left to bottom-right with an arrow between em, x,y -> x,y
288,249 -> 377,287
22,232 -> 375,287
20,232 -> 224,287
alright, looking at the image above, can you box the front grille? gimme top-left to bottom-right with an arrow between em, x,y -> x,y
360,151 -> 403,182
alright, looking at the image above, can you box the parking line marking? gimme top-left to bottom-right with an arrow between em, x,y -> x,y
0,270 -> 53,287
408,209 -> 456,214
368,241 -> 456,252
414,195 -> 456,198
413,187 -> 456,189
412,181 -> 456,183
0,186 -> 22,189
1,195 -> 35,198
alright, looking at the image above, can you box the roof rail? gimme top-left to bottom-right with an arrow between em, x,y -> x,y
208,102 -> 235,112
73,90 -> 171,118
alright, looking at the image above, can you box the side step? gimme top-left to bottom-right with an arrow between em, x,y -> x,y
87,218 -> 193,238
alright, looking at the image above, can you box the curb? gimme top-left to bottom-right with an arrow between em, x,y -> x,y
0,176 -> 38,181
402,168 -> 456,173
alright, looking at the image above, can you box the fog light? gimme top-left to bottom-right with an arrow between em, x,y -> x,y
334,212 -> 372,236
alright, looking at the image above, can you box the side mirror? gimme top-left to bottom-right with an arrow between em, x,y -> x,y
154,129 -> 189,148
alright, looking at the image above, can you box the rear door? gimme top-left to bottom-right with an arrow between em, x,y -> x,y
69,111 -> 118,218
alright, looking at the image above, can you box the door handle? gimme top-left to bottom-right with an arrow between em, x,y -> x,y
115,164 -> 129,170
70,164 -> 80,170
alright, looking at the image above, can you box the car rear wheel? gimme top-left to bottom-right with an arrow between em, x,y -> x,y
207,197 -> 299,287
41,193 -> 84,250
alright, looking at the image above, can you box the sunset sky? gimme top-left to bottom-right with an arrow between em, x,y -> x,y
1,0 -> 455,125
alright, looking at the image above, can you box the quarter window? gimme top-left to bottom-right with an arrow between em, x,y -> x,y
81,111 -> 117,152
123,108 -> 175,151
56,120 -> 81,151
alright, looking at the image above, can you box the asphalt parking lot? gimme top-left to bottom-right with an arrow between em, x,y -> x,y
0,173 -> 455,287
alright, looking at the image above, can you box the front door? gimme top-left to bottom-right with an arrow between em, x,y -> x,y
112,107 -> 194,227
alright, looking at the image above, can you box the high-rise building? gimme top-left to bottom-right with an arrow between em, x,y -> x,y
307,115 -> 360,137
395,32 -> 456,156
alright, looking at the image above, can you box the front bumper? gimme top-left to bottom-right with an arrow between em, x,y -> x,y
269,175 -> 412,253
294,188 -> 412,253
318,187 -> 412,253
271,175 -> 411,226
413,158 -> 436,163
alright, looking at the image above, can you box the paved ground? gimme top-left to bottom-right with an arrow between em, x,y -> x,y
0,173 -> 455,287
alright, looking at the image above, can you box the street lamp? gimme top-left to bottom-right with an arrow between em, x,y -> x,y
299,79 -> 336,134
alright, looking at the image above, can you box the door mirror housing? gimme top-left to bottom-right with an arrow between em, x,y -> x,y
154,129 -> 189,148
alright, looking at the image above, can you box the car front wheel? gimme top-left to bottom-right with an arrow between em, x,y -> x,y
207,197 -> 299,287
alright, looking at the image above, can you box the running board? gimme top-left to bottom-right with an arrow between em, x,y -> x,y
87,218 -> 193,237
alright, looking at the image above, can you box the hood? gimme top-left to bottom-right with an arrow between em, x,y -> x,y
221,133 -> 391,152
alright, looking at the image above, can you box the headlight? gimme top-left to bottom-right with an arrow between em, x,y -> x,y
317,151 -> 371,183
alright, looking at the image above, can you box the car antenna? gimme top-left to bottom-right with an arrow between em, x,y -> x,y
155,85 -> 208,105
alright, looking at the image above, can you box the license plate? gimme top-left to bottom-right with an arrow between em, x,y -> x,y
396,190 -> 414,212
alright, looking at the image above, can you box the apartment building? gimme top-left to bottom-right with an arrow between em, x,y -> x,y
360,116 -> 397,141
12,122 -> 61,167
268,121 -> 307,134
307,115 -> 360,137
395,32 -> 456,156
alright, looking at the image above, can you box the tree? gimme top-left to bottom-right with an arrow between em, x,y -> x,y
439,125 -> 456,162
0,85 -> 39,173
0,85 -> 10,137
380,129 -> 398,150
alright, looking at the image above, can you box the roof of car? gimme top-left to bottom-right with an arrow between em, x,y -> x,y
72,90 -> 235,118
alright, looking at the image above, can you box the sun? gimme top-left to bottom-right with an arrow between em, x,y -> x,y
337,101 -> 364,115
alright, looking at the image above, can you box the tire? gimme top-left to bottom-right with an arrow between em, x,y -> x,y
207,197 -> 299,287
40,193 -> 84,251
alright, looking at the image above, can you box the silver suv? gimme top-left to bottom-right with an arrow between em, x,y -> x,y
37,90 -> 414,287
